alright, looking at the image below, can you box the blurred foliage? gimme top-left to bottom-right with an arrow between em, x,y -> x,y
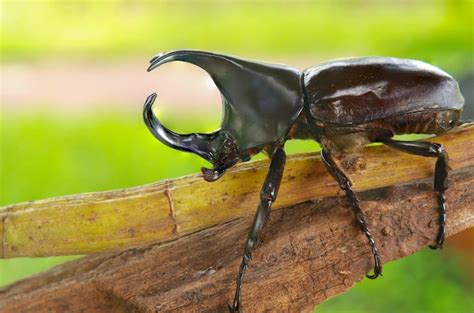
1,0 -> 473,74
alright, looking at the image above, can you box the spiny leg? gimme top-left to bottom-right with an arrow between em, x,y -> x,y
321,149 -> 382,279
381,139 -> 448,249
229,147 -> 286,313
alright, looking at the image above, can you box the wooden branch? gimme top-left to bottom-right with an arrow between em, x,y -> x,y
1,125 -> 473,259
0,166 -> 472,312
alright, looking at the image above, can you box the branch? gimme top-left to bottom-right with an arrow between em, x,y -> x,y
0,166 -> 472,312
1,125 -> 473,258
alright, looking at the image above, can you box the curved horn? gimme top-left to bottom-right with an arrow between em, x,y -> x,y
147,50 -> 303,151
143,93 -> 217,163
148,50 -> 236,73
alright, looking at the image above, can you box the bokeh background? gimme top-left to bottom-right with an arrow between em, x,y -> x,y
1,1 -> 473,312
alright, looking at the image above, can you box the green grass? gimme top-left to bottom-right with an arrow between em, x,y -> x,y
1,112 -> 473,312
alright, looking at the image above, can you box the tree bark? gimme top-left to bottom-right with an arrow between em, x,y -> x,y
1,166 -> 473,312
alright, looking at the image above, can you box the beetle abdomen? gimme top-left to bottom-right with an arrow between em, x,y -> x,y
303,57 -> 464,126
384,109 -> 461,135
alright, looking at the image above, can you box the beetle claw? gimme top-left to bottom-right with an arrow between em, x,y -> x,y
201,166 -> 225,182
227,303 -> 239,313
366,251 -> 383,279
366,268 -> 382,279
429,237 -> 444,250
366,256 -> 383,279
366,271 -> 382,280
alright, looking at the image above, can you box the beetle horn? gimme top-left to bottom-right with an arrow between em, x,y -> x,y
147,50 -> 303,150
148,49 -> 239,74
143,93 -> 218,163
147,50 -> 251,103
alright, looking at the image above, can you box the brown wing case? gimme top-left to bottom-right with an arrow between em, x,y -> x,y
303,57 -> 464,125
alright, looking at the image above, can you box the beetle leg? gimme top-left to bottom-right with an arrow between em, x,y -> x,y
381,139 -> 448,249
321,149 -> 382,279
229,147 -> 286,313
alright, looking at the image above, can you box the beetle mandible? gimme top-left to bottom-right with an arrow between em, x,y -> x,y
142,50 -> 464,312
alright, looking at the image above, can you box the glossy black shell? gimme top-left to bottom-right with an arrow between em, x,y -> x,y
148,51 -> 304,151
303,57 -> 464,126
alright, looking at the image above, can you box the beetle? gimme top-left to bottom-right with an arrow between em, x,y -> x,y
142,50 -> 464,312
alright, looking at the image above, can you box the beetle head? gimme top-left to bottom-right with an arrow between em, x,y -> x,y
144,50 -> 303,181
144,93 -> 239,181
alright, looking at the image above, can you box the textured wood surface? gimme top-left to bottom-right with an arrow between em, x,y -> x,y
0,167 -> 472,312
1,125 -> 473,258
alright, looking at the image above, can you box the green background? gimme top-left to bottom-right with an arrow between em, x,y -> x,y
1,1 -> 473,312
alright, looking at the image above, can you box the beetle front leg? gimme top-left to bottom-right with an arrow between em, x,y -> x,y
229,147 -> 286,313
381,139 -> 449,249
321,149 -> 382,279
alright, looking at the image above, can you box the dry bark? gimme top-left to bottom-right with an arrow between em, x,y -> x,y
1,167 -> 472,313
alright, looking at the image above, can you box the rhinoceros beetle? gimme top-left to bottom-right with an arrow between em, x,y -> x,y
143,50 -> 464,312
